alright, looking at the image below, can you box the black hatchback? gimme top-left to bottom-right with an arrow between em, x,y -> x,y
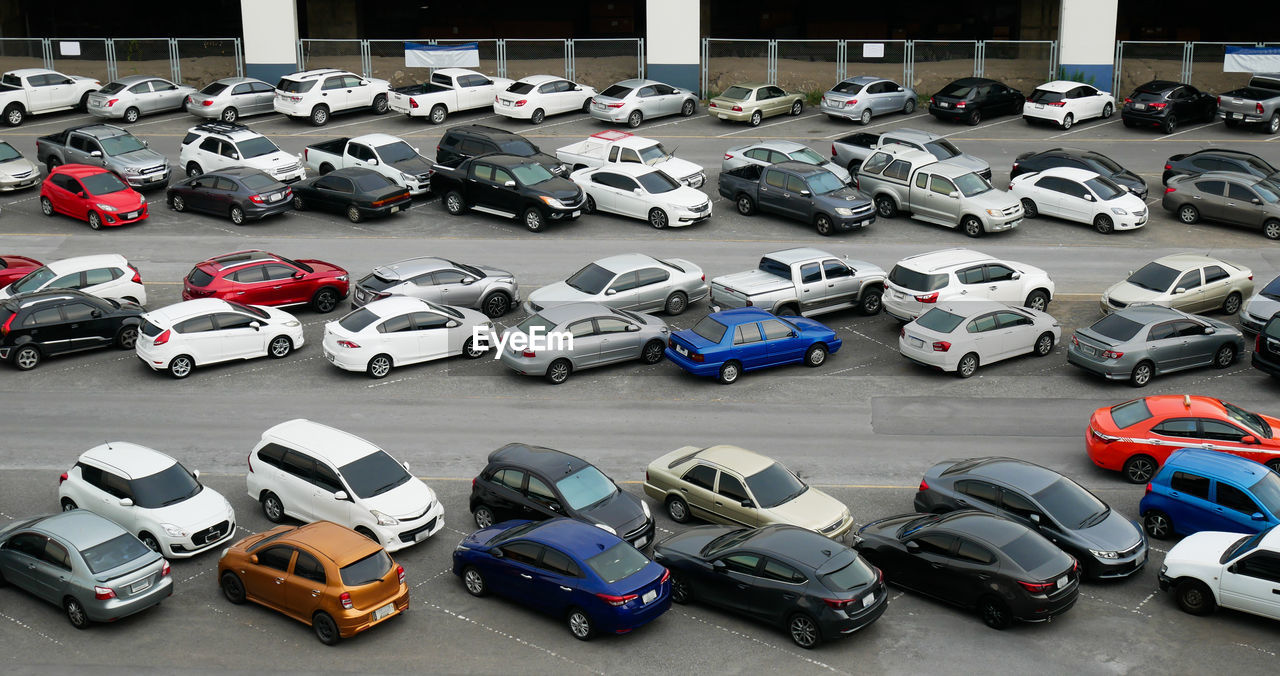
469,443 -> 655,549
290,167 -> 412,223
0,289 -> 143,370
166,167 -> 293,225
435,123 -> 566,175
1011,147 -> 1148,199
1163,148 -> 1280,185
1121,80 -> 1217,134
1251,314 -> 1280,376
928,77 -> 1024,125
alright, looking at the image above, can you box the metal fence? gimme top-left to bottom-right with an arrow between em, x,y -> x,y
0,37 -> 241,86
503,39 -> 570,81
1112,41 -> 1269,97
50,38 -> 110,84
174,39 -> 242,87
979,41 -> 1056,95
774,40 -> 841,95
570,39 -> 644,90
702,39 -> 772,98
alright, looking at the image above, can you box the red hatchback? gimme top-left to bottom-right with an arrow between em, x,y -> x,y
183,250 -> 349,313
0,254 -> 42,288
39,164 -> 148,230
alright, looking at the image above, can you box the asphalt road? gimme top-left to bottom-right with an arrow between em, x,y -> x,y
1,99 -> 1279,675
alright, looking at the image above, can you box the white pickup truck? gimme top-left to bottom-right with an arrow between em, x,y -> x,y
1,68 -> 102,127
555,130 -> 706,188
388,68 -> 512,124
303,133 -> 435,195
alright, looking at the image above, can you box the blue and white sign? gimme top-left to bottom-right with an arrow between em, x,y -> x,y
1224,46 -> 1280,73
405,42 -> 480,68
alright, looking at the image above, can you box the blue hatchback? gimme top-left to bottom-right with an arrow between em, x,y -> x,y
1138,448 -> 1280,540
452,518 -> 671,640
665,307 -> 842,384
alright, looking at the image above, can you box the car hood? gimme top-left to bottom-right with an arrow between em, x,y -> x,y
664,185 -> 711,208
1071,510 -> 1144,552
360,477 -> 437,521
856,513 -> 922,539
813,187 -> 873,208
785,316 -> 835,335
475,265 -> 514,280
0,155 -> 37,177
576,489 -> 647,535
1104,280 -> 1166,305
529,281 -> 594,305
529,152 -> 567,174
944,154 -> 992,174
763,486 -> 847,531
1109,171 -> 1147,195
822,162 -> 852,183
389,155 -> 434,174
113,148 -> 167,168
1165,530 -> 1247,566
1243,293 -> 1280,320
965,188 -> 1020,211
529,178 -> 582,202
297,259 -> 347,276
655,524 -> 738,557
1107,193 -> 1148,213
95,189 -> 147,210
145,485 -> 233,531
654,156 -> 704,180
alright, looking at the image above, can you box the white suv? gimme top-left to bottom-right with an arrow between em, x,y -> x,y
883,248 -> 1055,321
272,69 -> 391,126
178,122 -> 305,183
245,419 -> 444,552
57,442 -> 236,558
0,253 -> 146,305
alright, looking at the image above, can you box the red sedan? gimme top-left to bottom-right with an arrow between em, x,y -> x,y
39,164 -> 148,230
182,250 -> 349,313
1086,394 -> 1280,483
0,254 -> 42,288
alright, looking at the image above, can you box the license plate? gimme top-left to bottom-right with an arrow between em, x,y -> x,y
269,193 -> 281,202
718,114 -> 728,120
502,100 -> 512,107
148,174 -> 163,182
1232,112 -> 1242,119
675,344 -> 689,356
940,102 -> 950,108
571,210 -> 580,218
1035,103 -> 1044,109
325,350 -> 335,363
373,603 -> 394,621
356,291 -> 366,301
131,579 -> 151,594
909,337 -> 924,348
594,103 -> 606,111
634,536 -> 647,548
862,593 -> 875,608
1134,103 -> 1146,110
893,290 -> 905,299
416,527 -> 432,543
642,589 -> 658,604
1056,575 -> 1068,589
390,206 -> 399,213
204,530 -> 221,543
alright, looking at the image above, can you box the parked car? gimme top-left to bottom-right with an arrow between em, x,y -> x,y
1023,80 -> 1114,129
1162,148 -> 1280,185
302,134 -> 433,195
1139,449 -> 1280,540
1085,395 -> 1280,482
572,164 -> 711,228
526,253 -> 706,316
1162,172 -> 1280,239
1068,305 -> 1244,387
182,249 -> 349,312
555,129 -> 705,188
1253,312 -> 1280,377
820,76 -> 916,125
666,307 -> 842,384
854,511 -> 1078,629
389,68 -> 512,124
914,457 -> 1148,579
709,247 -> 885,317
709,83 -> 804,127
434,154 -> 585,232
167,167 -> 294,225
0,289 -> 142,371
87,75 -> 195,123
494,75 -> 596,124
928,77 -> 1024,125
1121,80 -> 1218,133
0,68 -> 101,126
0,510 -> 171,628
38,164 -> 148,229
272,68 -> 391,126
0,254 -> 40,287
0,139 -> 41,191
352,256 -> 518,316
832,128 -> 991,179
217,521 -> 409,644
1099,254 -> 1253,315
322,296 -> 490,378
899,301 -> 1060,378
0,253 -> 145,304
1217,73 -> 1280,134
654,524 -> 886,648
179,121 -> 305,183
36,123 -> 170,189
857,147 -> 1021,237
185,76 -> 277,122
642,444 -> 853,536
434,124 -> 566,176
290,167 -> 411,223
453,518 -> 670,640
1010,166 -> 1149,233
499,302 -> 669,384
882,248 -> 1055,322
718,162 -> 875,236
1158,524 -> 1280,620
589,78 -> 698,127
135,298 -> 304,378
1010,147 -> 1148,198
57,442 -> 235,557
724,140 -> 852,185
245,419 -> 445,551
1240,273 -> 1280,334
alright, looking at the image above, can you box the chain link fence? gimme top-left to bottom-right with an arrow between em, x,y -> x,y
774,41 -> 840,99
1113,41 -> 1186,98
298,39 -> 365,77
50,38 -> 110,84
1188,42 -> 1257,95
911,41 -> 978,99
0,38 -> 46,75
110,38 -> 172,81
702,39 -> 771,99
173,39 -> 242,87
979,41 -> 1056,96
570,39 -> 642,90
844,40 -> 909,88
502,40 -> 569,81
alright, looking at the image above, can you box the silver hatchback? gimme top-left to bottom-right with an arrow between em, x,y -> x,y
589,78 -> 698,128
352,256 -> 519,317
499,302 -> 670,384
185,77 -> 278,122
1067,304 -> 1245,387
87,75 -> 196,123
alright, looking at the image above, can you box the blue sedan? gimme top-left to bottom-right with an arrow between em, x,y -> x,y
453,518 -> 671,640
665,307 -> 842,383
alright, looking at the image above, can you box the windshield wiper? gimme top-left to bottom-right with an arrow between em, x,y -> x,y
1079,508 -> 1109,529
371,477 -> 405,496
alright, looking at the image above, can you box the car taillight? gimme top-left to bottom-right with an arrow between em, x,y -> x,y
659,568 -> 670,584
1144,482 -> 1152,495
409,98 -> 419,108
522,349 -> 536,358
1090,428 -> 1119,443
846,99 -> 857,106
1072,559 -> 1080,573
397,565 -> 405,585
1,313 -> 13,335
201,99 -> 213,107
915,292 -> 938,303
373,194 -> 409,207
928,97 -> 935,105
1165,187 -> 1176,193
1248,274 -> 1254,281
1047,101 -> 1066,107
606,102 -> 624,108
932,341 -> 950,352
1216,96 -> 1222,106
691,352 -> 704,362
162,560 -> 171,576
1071,335 -> 1079,347
154,329 -> 170,346
1258,103 -> 1265,114
1149,102 -> 1167,110
304,148 -> 309,162
709,101 -> 717,108
106,98 -> 118,107
822,598 -> 854,610
340,592 -> 353,609
1102,349 -> 1123,359
899,326 -> 905,338
700,274 -> 705,281
918,479 -> 929,491
1123,97 -> 1132,104
249,194 -> 266,204
597,592 -> 637,607
1017,580 -> 1055,594
514,99 -> 527,107
731,105 -> 743,112
955,100 -> 966,108
59,472 -> 68,484
1164,164 -> 1172,170
724,153 -> 733,160
130,266 -> 141,283
337,340 -> 360,348
94,586 -> 116,600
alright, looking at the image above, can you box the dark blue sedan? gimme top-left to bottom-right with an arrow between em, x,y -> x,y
665,307 -> 842,383
452,518 -> 671,640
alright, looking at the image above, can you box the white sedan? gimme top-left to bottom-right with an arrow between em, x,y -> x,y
494,74 -> 596,124
1022,80 -> 1114,129
898,300 -> 1060,378
323,296 -> 490,378
1010,166 -> 1148,234
135,298 -> 304,378
572,164 -> 712,228
1159,526 -> 1280,621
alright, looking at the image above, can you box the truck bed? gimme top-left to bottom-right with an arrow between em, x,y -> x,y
306,138 -> 349,154
712,269 -> 791,298
717,164 -> 762,199
393,83 -> 449,96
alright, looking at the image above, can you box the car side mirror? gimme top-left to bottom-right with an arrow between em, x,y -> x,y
1011,272 -> 1022,280
77,191 -> 86,198
788,330 -> 797,337
799,189 -> 811,196
249,554 -> 259,564
897,87 -> 905,92
1083,194 -> 1094,201
672,89 -> 681,94
119,497 -> 133,507
739,499 -> 752,508
1030,513 -> 1041,524
1252,511 -> 1267,521
334,490 -> 348,501
90,309 -> 102,318
573,86 -> 582,91
413,146 -> 420,154
905,540 -> 920,552
445,320 -> 461,328
504,180 -> 516,188
1242,435 -> 1257,444
249,321 -> 261,331
712,559 -> 727,573
626,323 -> 640,332
293,272 -> 304,279
142,140 -> 149,147
634,188 -> 644,195
489,547 -> 504,558
1203,326 -> 1216,335
402,461 -> 411,471
1174,287 -> 1186,294
193,469 -> 200,479
948,191 -> 959,198
368,158 -> 378,166
1252,198 -> 1262,205
547,502 -> 561,512
461,277 -> 476,285
230,153 -> 239,160
89,150 -> 102,158
605,289 -> 617,296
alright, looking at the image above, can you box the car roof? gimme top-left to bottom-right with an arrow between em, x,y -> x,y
952,457 -> 1063,494
740,524 -> 848,568
1178,171 -> 1265,183
1034,166 -> 1104,181
591,253 -> 661,273
358,295 -> 436,318
66,124 -> 131,139
475,154 -> 540,168
79,442 -> 176,480
1137,80 -> 1182,92
516,74 -> 562,85
945,77 -> 998,87
932,299 -> 1011,317
202,249 -> 281,271
141,298 -> 241,325
537,301 -> 623,324
1162,448 -> 1272,484
768,160 -> 827,176
1036,80 -> 1089,92
53,163 -> 119,178
764,248 -> 837,265
609,78 -> 658,88
328,167 -> 385,179
1141,394 -> 1236,418
1186,148 -> 1263,160
727,82 -> 771,90
733,140 -> 807,153
260,418 -> 386,466
1109,304 -> 1187,322
932,510 -> 1034,548
521,518 -> 623,559
896,248 -> 994,272
7,68 -> 63,77
282,69 -> 349,80
3,289 -> 94,311
45,254 -> 128,272
32,510 -> 129,549
587,163 -> 663,178
1151,253 -> 1226,270
842,76 -> 882,85
112,75 -> 164,85
370,257 -> 451,279
210,76 -> 266,86
434,68 -> 483,76
689,444 -> 774,475
206,166 -> 273,179
707,306 -> 780,326
282,521 -> 385,567
488,443 -> 589,479
350,133 -> 404,146
869,145 -> 937,166
449,124 -> 526,141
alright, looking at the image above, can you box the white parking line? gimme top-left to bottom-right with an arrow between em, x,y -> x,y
1046,117 -> 1122,139
673,610 -> 849,675
125,113 -> 190,128
13,114 -> 98,130
936,116 -> 1024,138
821,112 -> 928,139
716,112 -> 823,138
283,116 -> 383,136
1154,122 -> 1214,140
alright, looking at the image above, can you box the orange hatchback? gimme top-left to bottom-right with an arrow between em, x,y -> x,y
217,521 -> 409,644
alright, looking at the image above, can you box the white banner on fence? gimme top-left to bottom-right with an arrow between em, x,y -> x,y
1224,46 -> 1280,73
405,42 -> 480,68
863,43 -> 885,58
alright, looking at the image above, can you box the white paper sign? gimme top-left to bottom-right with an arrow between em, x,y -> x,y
863,43 -> 885,59
59,41 -> 81,57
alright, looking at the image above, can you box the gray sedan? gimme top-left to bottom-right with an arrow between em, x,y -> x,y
185,77 -> 277,123
589,78 -> 698,128
722,140 -> 852,184
0,510 -> 172,628
526,253 -> 708,316
1067,304 -> 1245,387
820,76 -> 917,125
1239,273 -> 1280,333
499,302 -> 670,384
87,75 -> 196,123
1162,171 -> 1280,240
352,256 -> 519,317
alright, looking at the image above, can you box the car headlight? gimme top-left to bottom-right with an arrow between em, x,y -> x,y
122,167 -> 142,176
1088,548 -> 1119,559
161,523 -> 187,538
834,207 -> 854,216
641,501 -> 651,518
400,172 -> 417,182
1111,208 -> 1128,215
283,320 -> 300,327
371,510 -> 399,526
336,275 -> 348,282
538,195 -> 565,209
594,523 -> 617,535
95,203 -> 118,212
985,209 -> 1003,216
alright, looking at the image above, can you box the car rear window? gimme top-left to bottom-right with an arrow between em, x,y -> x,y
240,173 -> 280,192
277,79 -> 315,94
1109,399 -> 1152,429
139,319 -> 163,337
358,273 -> 397,292
340,550 -> 392,586
98,82 -> 125,95
830,81 -> 861,94
916,308 -> 965,333
999,532 -> 1059,573
820,556 -> 877,592
720,86 -> 751,100
339,307 -> 380,332
937,83 -> 974,98
1028,89 -> 1064,103
1131,89 -> 1166,102
691,316 -> 728,344
888,264 -> 947,292
600,84 -> 632,98
199,82 -> 229,96
757,257 -> 790,278
506,82 -> 534,95
80,533 -> 151,574
1089,314 -> 1143,342
585,542 -> 648,583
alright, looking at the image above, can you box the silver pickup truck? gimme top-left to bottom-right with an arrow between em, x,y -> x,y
1218,74 -> 1280,134
709,247 -> 886,317
831,128 -> 991,179
35,124 -> 170,189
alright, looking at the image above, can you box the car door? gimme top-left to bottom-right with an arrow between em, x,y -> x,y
981,264 -> 1025,304
730,321 -> 769,370
182,175 -> 215,213
60,300 -> 112,350
704,552 -> 761,614
489,165 -> 524,216
1191,180 -> 1227,221
343,75 -> 370,108
899,532 -> 957,599
229,82 -> 258,114
1057,179 -> 1095,222
93,468 -> 136,528
758,168 -> 793,217
211,311 -> 267,360
432,269 -> 482,308
922,173 -> 959,223
1224,181 -> 1267,227
21,305 -> 71,355
319,75 -> 348,111
962,313 -> 1002,364
375,313 -> 420,365
795,261 -> 826,310
0,532 -> 48,594
1219,551 -> 1280,618
949,537 -> 999,608
635,85 -> 660,117
678,463 -> 720,522
782,173 -> 815,219
993,309 -> 1037,360
750,557 -> 807,624
490,540 -> 546,601
1029,176 -> 1068,218
523,474 -> 566,522
563,318 -> 602,367
483,468 -> 529,523
1211,481 -> 1270,534
458,75 -> 490,110
344,141 -> 376,170
242,545 -> 295,606
271,450 -> 320,520
261,263 -> 305,306
250,81 -> 277,114
607,172 -> 649,218
170,314 -> 219,364
308,460 -> 352,526
409,310 -> 453,362
1163,469 -> 1216,533
24,74 -> 54,110
651,83 -> 682,116
126,80 -> 155,113
821,259 -> 860,309
761,317 -> 807,365
595,316 -> 642,364
530,545 -> 584,614
1199,265 -> 1233,310
311,175 -> 354,213
285,549 -> 329,618
1145,321 -> 1188,372
204,176 -> 239,216
1171,268 -> 1207,312
603,271 -> 641,310
152,79 -> 184,110
631,267 -> 670,312
713,471 -> 758,527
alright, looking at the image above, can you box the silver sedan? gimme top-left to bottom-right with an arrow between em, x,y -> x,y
1067,304 -> 1245,387
722,140 -> 852,184
352,256 -> 519,317
185,77 -> 277,122
499,302 -> 670,384
820,76 -> 917,125
87,75 -> 196,123
525,253 -> 708,316
589,78 -> 698,128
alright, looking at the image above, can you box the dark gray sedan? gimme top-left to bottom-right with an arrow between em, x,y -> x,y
1162,171 -> 1280,240
1067,304 -> 1245,387
0,510 -> 172,628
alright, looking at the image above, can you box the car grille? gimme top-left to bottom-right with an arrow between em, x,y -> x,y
1248,312 -> 1268,324
820,518 -> 845,534
9,169 -> 32,179
561,194 -> 586,209
979,168 -> 993,181
415,172 -> 432,182
1001,205 -> 1021,217
1116,540 -> 1143,558
398,516 -> 438,543
683,173 -> 706,189
139,164 -> 166,176
191,520 -> 231,546
623,521 -> 650,541
690,201 -> 711,213
1108,299 -> 1127,309
273,161 -> 302,175
400,503 -> 432,523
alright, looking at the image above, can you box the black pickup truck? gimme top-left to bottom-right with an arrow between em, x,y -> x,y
433,154 -> 586,232
717,161 -> 875,236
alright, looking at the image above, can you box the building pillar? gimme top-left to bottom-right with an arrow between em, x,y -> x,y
1057,0 -> 1118,91
242,0 -> 299,82
646,0 -> 700,94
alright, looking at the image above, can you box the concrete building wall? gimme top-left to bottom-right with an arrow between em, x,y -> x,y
1057,0 -> 1117,90
242,0 -> 299,82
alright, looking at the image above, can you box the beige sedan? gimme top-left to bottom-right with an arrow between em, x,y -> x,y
707,83 -> 805,127
1100,253 -> 1254,315
643,444 -> 853,538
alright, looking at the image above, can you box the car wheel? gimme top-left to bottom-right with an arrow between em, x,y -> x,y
1213,343 -> 1236,368
979,596 -> 1012,630
220,107 -> 238,123
182,162 -> 202,178
749,110 -> 763,126
60,498 -> 77,511
220,571 -> 246,604
641,339 -> 665,365
430,104 -> 447,124
372,94 -> 388,115
874,194 -> 897,218
666,496 -> 691,523
717,360 -> 741,384
116,325 -> 138,349
1178,204 -> 1199,224
648,207 -> 669,229
1222,292 -> 1242,315
169,194 -> 187,213
805,343 -> 827,367
3,103 -> 24,127
311,287 -> 339,313
482,292 -> 511,318
346,205 -> 362,223
168,354 -> 194,379
546,358 -> 572,384
530,108 -> 545,124
1175,579 -> 1216,616
1122,454 -> 1158,484
261,491 -> 285,523
1162,115 -> 1178,134
87,211 -> 102,230
736,194 -> 756,216
1094,213 -> 1114,234
473,506 -> 496,529
567,608 -> 593,641
40,197 -> 54,216
123,107 -> 140,123
664,291 -> 688,315
957,352 -> 979,378
669,572 -> 691,604
1269,113 -> 1280,135
367,354 -> 392,379
139,532 -> 161,553
847,160 -> 862,174
46,157 -> 61,173
1102,103 -> 1113,119
12,345 -> 40,371
463,566 -> 488,597
1024,290 -> 1050,311
312,611 -> 341,645
64,597 -> 89,630
292,195 -> 304,210
584,195 -> 596,213
859,288 -> 883,315
788,613 -> 821,649
269,335 -> 293,359
814,213 -> 834,236
1034,332 -> 1054,356
318,163 -> 334,175
1060,113 -> 1074,130
681,99 -> 696,116
859,109 -> 872,125
775,304 -> 799,317
962,215 -> 984,237
444,191 -> 466,215
523,208 -> 545,233
790,101 -> 803,116
1143,511 -> 1174,540
462,336 -> 487,359
310,105 -> 329,126
229,205 -> 248,225
1264,220 -> 1280,240
628,110 -> 643,128
1019,198 -> 1038,218
967,110 -> 982,126
903,99 -> 916,115
1129,360 -> 1153,387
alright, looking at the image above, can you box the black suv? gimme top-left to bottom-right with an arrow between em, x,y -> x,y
435,124 -> 566,175
1163,148 -> 1280,185
1011,147 -> 1148,198
1120,80 -> 1217,134
433,154 -> 585,232
1252,313 -> 1280,377
1,289 -> 143,370
469,443 -> 655,549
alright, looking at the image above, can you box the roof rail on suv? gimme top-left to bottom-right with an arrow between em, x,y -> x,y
191,121 -> 251,136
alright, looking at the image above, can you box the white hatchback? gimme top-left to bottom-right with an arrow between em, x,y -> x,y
322,296 -> 490,378
898,300 -> 1061,378
58,442 -> 236,558
1160,526 -> 1280,621
882,248 -> 1056,322
135,298 -> 304,378
571,164 -> 712,228
1022,80 -> 1114,130
494,74 -> 596,124
0,253 -> 146,305
1010,166 -> 1148,234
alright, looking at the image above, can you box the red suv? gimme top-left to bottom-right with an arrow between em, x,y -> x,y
182,250 -> 349,312
0,255 -> 42,288
39,164 -> 148,229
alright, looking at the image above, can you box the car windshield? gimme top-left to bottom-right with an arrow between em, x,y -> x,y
720,86 -> 752,100
1085,176 -> 1126,200
448,260 -> 485,278
821,557 -> 877,591
225,301 -> 269,318
97,82 -> 125,95
376,141 -> 418,164
236,136 -> 280,159
806,171 -> 845,195
565,263 -> 614,295
276,79 -> 315,94
1028,89 -> 1064,103
9,266 -> 55,293
1249,472 -> 1280,514
923,140 -> 962,160
81,172 -> 128,196
1084,153 -> 1124,174
1263,274 -> 1280,301
702,527 -> 755,556
954,172 -> 992,197
1126,262 -> 1180,292
511,163 -> 554,186
1222,529 -> 1270,562
339,450 -> 411,499
497,139 -> 537,156
1109,399 -> 1153,428
744,462 -> 807,509
916,308 -> 965,333
506,82 -> 535,94
556,466 -> 618,511
130,462 -> 202,508
1088,314 -> 1143,342
0,141 -> 21,162
339,307 -> 380,332
339,550 -> 392,586
830,81 -> 862,94
1222,401 -> 1272,438
240,173 -> 279,192
691,316 -> 728,344
1254,181 -> 1280,204
937,83 -> 975,98
1001,532 -> 1060,572
80,533 -> 152,574
515,313 -> 556,336
789,147 -> 827,165
1033,479 -> 1110,529
888,265 -> 947,292
757,256 -> 790,278
586,542 -> 649,584
636,170 -> 679,194
199,82 -> 229,96
99,134 -> 147,156
600,84 -> 632,98
637,143 -> 671,166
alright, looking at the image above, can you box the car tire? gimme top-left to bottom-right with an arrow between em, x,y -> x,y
804,343 -> 827,367
814,213 -> 834,236
367,354 -> 392,379
1128,360 -> 1153,387
87,211 -> 102,230
669,572 -> 691,604
956,352 -> 979,378
4,103 -> 24,127
641,339 -> 665,365
139,532 -> 161,553
1020,198 -> 1038,218
311,287 -> 339,313
1143,511 -> 1174,540
967,110 -> 982,126
261,491 -> 285,523
962,215 -> 984,237
1266,459 -> 1280,474
648,207 -> 669,229
60,498 -> 77,511
628,110 -> 643,128
430,104 -> 447,125
749,110 -> 763,126
444,191 -> 466,215
567,607 -> 593,641
292,195 -> 304,210
64,597 -> 90,630
1034,332 -> 1054,357
775,304 -> 799,317
1102,103 -> 1113,119
847,160 -> 862,174
790,101 -> 803,116
1122,454 -> 1158,484
472,506 -> 496,529
736,193 -> 756,216
787,613 -> 821,649
1222,292 -> 1242,315
530,108 -> 545,124
1162,115 -> 1178,134
874,194 -> 897,218
584,195 -> 596,213
312,611 -> 341,645
1024,290 -> 1050,311
1178,204 -> 1199,224
12,345 -> 41,371
545,358 -> 572,384
346,205 -> 362,223
462,336 -> 486,359
979,596 -> 1012,630
681,99 -> 696,116
318,163 -> 334,175
123,107 -> 140,123
40,196 -> 54,217
168,354 -> 194,379
1264,219 -> 1280,240
717,360 -> 741,384
268,335 -> 293,359
310,105 -> 329,126
1060,113 -> 1074,130
482,292 -> 512,318
1175,579 -> 1216,616
666,495 -> 691,523
229,206 -> 246,225
523,208 -> 546,233
220,107 -> 238,123
859,109 -> 872,125
463,566 -> 489,597
220,572 -> 247,604
116,325 -> 138,349
859,288 -> 883,316
46,157 -> 61,173
1269,113 -> 1280,135
1213,343 -> 1236,368
664,291 -> 688,315
903,99 -> 916,115
168,194 -> 187,213
185,162 -> 203,178
1094,213 -> 1114,234
372,94 -> 388,115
